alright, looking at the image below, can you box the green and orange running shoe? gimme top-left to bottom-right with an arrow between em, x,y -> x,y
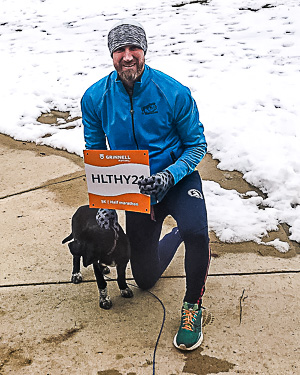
173,302 -> 203,351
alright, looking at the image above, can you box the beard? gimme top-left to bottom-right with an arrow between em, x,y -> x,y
117,56 -> 145,87
119,68 -> 140,84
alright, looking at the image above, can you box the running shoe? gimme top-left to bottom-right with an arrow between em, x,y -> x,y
173,302 -> 203,350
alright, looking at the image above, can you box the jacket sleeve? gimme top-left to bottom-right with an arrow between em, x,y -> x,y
165,89 -> 207,184
81,90 -> 107,150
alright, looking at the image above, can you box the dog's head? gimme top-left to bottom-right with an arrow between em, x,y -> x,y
68,240 -> 98,267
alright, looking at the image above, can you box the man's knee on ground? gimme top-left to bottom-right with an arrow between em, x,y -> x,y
134,276 -> 157,290
130,253 -> 162,290
131,266 -> 159,290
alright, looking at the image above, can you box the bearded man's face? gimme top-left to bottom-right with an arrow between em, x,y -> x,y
113,45 -> 145,86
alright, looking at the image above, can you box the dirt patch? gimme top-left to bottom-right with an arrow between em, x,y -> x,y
42,325 -> 84,344
183,349 -> 235,374
209,231 -> 299,259
172,0 -> 211,8
0,345 -> 32,372
198,153 -> 266,197
37,109 -> 81,126
46,172 -> 89,207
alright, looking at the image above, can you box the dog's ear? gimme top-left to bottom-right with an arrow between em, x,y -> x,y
82,242 -> 96,268
68,240 -> 83,256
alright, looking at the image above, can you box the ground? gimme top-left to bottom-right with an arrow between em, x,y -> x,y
0,129 -> 299,375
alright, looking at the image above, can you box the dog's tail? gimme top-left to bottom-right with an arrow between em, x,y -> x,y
62,233 -> 73,244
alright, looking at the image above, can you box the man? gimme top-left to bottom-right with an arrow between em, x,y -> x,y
81,19 -> 210,351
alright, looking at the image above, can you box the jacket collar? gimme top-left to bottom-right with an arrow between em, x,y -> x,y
113,64 -> 151,96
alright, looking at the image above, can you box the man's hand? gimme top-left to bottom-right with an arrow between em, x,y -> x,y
138,170 -> 175,203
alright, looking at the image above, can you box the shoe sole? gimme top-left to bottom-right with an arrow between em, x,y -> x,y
173,332 -> 203,351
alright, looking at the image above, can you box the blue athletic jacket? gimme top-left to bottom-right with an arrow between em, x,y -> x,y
81,64 -> 207,185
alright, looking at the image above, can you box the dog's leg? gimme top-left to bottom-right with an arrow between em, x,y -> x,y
116,263 -> 133,298
93,263 -> 112,309
71,255 -> 83,284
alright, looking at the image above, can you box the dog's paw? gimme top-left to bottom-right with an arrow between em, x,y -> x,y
71,272 -> 83,284
120,287 -> 134,298
99,296 -> 112,309
99,287 -> 112,309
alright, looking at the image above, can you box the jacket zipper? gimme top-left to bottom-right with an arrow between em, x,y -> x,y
130,96 -> 139,149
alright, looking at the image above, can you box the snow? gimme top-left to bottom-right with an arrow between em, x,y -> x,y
1,0 -> 299,251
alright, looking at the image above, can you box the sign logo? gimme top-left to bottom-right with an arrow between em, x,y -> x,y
188,189 -> 203,199
100,154 -> 130,162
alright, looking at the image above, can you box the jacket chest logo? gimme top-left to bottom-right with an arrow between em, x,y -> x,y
141,102 -> 158,115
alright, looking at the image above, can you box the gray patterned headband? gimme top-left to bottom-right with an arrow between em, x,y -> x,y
108,20 -> 147,57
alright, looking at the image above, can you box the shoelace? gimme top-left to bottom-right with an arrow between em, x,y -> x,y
182,308 -> 199,331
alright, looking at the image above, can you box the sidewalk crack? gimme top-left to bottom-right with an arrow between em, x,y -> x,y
0,174 -> 85,200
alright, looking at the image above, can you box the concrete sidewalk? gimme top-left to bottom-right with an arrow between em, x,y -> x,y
0,134 -> 299,375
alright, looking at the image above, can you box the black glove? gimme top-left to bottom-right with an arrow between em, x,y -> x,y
138,170 -> 175,203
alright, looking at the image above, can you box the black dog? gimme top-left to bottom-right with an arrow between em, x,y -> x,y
62,205 -> 133,309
